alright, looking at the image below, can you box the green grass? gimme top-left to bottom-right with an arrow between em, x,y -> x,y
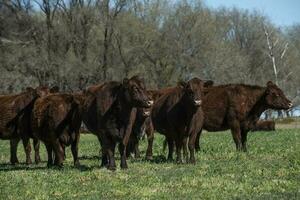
0,130 -> 299,200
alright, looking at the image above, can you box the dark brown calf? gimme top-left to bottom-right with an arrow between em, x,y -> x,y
82,76 -> 153,170
252,120 -> 275,131
151,78 -> 208,164
31,93 -> 83,167
195,81 -> 292,152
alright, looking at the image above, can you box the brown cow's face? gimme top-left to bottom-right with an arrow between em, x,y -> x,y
123,76 -> 153,108
180,78 -> 205,107
36,86 -> 59,97
265,81 -> 292,110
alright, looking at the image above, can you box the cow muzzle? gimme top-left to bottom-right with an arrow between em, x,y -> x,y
194,100 -> 202,106
143,111 -> 151,117
146,100 -> 154,107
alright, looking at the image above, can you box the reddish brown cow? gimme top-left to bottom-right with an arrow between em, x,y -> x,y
0,86 -> 58,165
195,81 -> 292,152
82,76 -> 153,170
31,93 -> 84,167
9,86 -> 59,165
252,120 -> 275,131
151,78 -> 209,164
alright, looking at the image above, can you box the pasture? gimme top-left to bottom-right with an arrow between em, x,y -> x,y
0,129 -> 299,200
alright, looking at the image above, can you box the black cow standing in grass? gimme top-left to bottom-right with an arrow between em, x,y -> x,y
82,76 -> 153,170
195,81 -> 292,152
151,78 -> 211,164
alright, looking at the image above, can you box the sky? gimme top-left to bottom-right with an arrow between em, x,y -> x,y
204,0 -> 300,27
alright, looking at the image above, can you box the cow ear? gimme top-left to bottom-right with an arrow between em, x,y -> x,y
267,81 -> 274,87
204,80 -> 214,87
25,87 -> 35,93
178,81 -> 187,88
50,86 -> 59,93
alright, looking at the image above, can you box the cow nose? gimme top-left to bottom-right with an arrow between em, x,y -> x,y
143,111 -> 150,117
194,100 -> 202,106
288,102 -> 293,108
146,100 -> 154,106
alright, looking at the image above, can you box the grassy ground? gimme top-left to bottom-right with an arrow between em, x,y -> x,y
0,129 -> 299,200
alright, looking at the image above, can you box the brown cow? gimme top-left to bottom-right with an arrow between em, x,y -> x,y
151,78 -> 209,164
31,93 -> 83,167
9,86 -> 59,165
0,86 -> 58,165
252,120 -> 275,131
195,81 -> 292,152
82,76 -> 153,170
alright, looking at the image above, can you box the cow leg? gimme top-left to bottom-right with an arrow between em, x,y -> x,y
145,123 -> 154,160
134,142 -> 140,158
22,137 -> 32,165
241,130 -> 248,152
182,137 -> 189,163
52,140 -> 64,167
106,142 -> 116,171
175,139 -> 183,164
188,131 -> 198,164
195,129 -> 202,152
45,144 -> 54,167
118,143 -> 128,169
167,138 -> 174,161
33,139 -> 41,164
230,121 -> 242,151
145,135 -> 154,160
98,136 -> 108,168
10,138 -> 20,165
71,132 -> 80,167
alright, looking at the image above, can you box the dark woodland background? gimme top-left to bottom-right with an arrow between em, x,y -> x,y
0,0 -> 299,116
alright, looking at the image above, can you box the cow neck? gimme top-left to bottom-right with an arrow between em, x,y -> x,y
247,87 -> 268,121
115,86 -> 134,123
179,90 -> 198,121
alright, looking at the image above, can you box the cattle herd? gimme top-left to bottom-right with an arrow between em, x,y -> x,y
0,76 -> 292,170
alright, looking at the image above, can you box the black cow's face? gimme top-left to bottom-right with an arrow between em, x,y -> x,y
265,81 -> 292,110
180,78 -> 205,107
123,76 -> 153,108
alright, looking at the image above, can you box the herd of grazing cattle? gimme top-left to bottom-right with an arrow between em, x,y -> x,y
0,76 -> 292,170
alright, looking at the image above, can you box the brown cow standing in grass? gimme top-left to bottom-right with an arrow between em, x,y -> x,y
82,76 -> 153,170
31,93 -> 84,167
195,81 -> 292,152
0,86 -> 58,165
151,78 -> 210,164
252,120 -> 275,131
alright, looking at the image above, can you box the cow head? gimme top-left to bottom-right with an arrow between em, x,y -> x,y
36,86 -> 60,97
265,81 -> 292,110
122,76 -> 153,108
179,78 -> 210,107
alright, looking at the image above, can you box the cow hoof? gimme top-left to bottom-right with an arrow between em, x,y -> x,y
145,156 -> 153,161
189,160 -> 196,165
120,164 -> 128,169
74,161 -> 81,168
10,160 -> 19,165
35,157 -> 41,164
107,166 -> 116,171
26,159 -> 32,165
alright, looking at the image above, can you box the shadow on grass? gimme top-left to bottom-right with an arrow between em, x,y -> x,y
78,155 -> 100,161
0,162 -> 98,172
130,154 -> 169,164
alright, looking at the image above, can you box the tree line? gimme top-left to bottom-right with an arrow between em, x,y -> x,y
0,0 -> 299,115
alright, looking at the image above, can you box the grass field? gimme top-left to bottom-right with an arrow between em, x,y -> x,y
0,129 -> 299,200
